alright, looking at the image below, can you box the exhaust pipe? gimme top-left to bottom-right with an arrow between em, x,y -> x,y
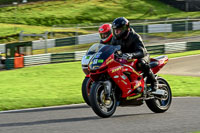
151,89 -> 166,96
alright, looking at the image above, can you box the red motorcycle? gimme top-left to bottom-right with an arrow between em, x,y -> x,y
83,44 -> 172,118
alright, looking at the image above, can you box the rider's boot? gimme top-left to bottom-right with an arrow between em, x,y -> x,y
148,70 -> 158,92
151,80 -> 158,92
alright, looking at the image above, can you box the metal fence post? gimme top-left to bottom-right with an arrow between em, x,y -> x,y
50,25 -> 54,38
143,19 -> 148,42
19,31 -> 24,41
75,24 -> 79,52
185,16 -> 190,37
165,17 -> 169,42
185,1 -> 189,12
44,31 -> 48,53
13,2 -> 18,33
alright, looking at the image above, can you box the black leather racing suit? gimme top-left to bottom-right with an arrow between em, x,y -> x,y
111,29 -> 157,90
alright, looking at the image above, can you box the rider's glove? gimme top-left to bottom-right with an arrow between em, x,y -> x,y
116,50 -> 123,57
121,53 -> 133,60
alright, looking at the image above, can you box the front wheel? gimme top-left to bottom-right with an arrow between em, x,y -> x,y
82,77 -> 93,106
90,81 -> 117,118
146,76 -> 172,113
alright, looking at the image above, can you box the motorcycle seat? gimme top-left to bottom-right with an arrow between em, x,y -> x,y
152,55 -> 167,60
150,61 -> 159,68
150,55 -> 167,68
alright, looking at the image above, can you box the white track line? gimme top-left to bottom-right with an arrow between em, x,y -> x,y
0,97 -> 199,113
170,54 -> 200,60
0,103 -> 86,114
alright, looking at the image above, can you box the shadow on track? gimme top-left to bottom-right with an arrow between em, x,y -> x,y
0,112 -> 154,127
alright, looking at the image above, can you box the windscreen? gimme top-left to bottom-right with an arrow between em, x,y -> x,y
86,43 -> 104,55
89,44 -> 121,70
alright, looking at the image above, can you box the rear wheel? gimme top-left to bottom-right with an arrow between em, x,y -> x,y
146,77 -> 172,113
90,82 -> 117,118
82,77 -> 93,106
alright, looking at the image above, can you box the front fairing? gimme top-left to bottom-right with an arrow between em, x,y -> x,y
82,43 -> 105,75
89,44 -> 120,70
81,43 -> 104,66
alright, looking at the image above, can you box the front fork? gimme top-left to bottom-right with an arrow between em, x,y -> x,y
102,80 -> 112,100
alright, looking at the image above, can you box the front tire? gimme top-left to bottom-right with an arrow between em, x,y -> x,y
82,77 -> 92,106
146,77 -> 172,113
90,81 -> 117,118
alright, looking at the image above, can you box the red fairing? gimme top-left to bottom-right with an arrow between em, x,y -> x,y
90,53 -> 145,98
108,64 -> 144,98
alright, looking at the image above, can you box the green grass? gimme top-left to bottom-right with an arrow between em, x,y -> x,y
0,0 -> 178,26
0,51 -> 200,110
0,23 -> 91,43
0,23 -> 92,37
0,62 -> 85,111
151,50 -> 200,58
160,74 -> 200,97
0,23 -> 51,37
0,0 -> 200,26
0,0 -> 200,43
1,0 -> 200,26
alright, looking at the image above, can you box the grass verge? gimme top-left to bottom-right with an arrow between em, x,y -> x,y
0,62 -> 85,111
0,23 -> 92,43
0,0 -> 193,26
0,0 -> 200,43
151,50 -> 200,58
160,74 -> 200,97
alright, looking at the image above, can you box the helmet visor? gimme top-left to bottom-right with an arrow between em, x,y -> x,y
100,30 -> 112,39
112,25 -> 128,36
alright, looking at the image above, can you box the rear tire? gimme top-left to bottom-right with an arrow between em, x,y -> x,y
90,81 -> 117,118
82,77 -> 92,106
146,77 -> 172,113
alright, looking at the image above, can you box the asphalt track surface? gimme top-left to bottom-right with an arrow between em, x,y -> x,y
159,54 -> 200,77
0,97 -> 200,133
0,55 -> 200,133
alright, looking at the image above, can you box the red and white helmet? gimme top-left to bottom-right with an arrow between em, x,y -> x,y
99,23 -> 113,43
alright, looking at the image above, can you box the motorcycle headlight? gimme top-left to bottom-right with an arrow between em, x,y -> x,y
89,59 -> 104,71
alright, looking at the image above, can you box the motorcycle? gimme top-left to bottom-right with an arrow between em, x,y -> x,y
85,44 -> 172,118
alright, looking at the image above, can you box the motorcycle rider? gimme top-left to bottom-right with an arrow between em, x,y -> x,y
99,23 -> 113,44
111,17 -> 158,92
